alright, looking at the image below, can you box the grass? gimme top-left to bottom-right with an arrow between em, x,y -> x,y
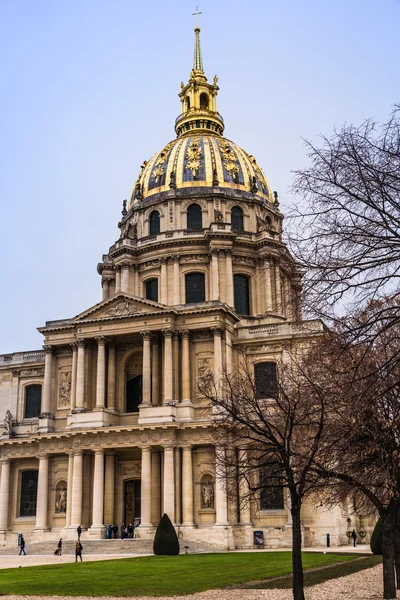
0,552 -> 368,596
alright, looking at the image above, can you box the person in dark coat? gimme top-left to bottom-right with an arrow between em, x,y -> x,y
77,525 -> 82,541
128,523 -> 133,538
75,540 -> 83,562
18,535 -> 26,556
351,529 -> 357,547
112,524 -> 118,539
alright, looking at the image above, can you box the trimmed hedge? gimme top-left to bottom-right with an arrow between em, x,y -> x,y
370,518 -> 382,555
153,513 -> 179,555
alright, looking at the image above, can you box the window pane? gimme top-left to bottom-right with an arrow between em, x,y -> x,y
260,464 -> 284,510
20,470 -> 38,517
185,273 -> 205,304
187,204 -> 202,229
25,385 -> 42,418
145,279 -> 158,302
234,275 -> 250,315
231,207 -> 243,231
149,211 -> 160,235
255,362 -> 277,399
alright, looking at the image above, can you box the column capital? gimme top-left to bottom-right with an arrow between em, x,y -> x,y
141,445 -> 152,453
180,330 -> 190,339
113,264 -> 121,273
172,254 -> 180,263
73,449 -> 83,457
0,457 -> 10,465
162,328 -> 175,338
224,249 -> 233,257
160,257 -> 168,265
95,336 -> 106,346
76,338 -> 86,348
210,249 -> 220,257
120,261 -> 131,270
70,342 -> 78,351
211,326 -> 224,337
163,444 -> 175,451
140,330 -> 152,341
43,345 -> 53,355
94,448 -> 105,456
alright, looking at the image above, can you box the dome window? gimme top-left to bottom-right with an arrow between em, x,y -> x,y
149,211 -> 160,235
200,93 -> 209,109
145,278 -> 158,302
185,272 -> 205,304
231,206 -> 244,232
234,274 -> 250,315
186,96 -> 191,111
187,204 -> 202,230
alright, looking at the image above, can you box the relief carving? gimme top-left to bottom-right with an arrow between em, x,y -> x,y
186,139 -> 202,176
219,141 -> 240,178
58,372 -> 72,408
19,368 -> 45,377
107,300 -> 142,317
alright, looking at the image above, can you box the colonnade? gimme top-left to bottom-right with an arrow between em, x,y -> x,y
0,445 -> 238,533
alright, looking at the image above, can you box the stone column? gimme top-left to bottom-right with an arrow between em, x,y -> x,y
181,331 -> 191,403
141,331 -> 151,406
95,337 -> 106,409
215,447 -> 228,525
225,329 -> 233,375
65,453 -> 74,527
140,447 -> 152,527
42,345 -> 53,415
104,454 -> 115,525
133,265 -> 139,297
121,262 -> 130,294
107,342 -> 116,411
160,258 -> 168,304
35,455 -> 49,530
275,261 -> 282,313
264,259 -> 273,313
115,266 -> 121,293
151,451 -> 161,525
70,450 -> 83,527
151,336 -> 160,406
211,250 -> 220,300
174,448 -> 182,525
163,446 -> 175,523
225,250 -> 234,307
0,459 -> 11,531
181,446 -> 194,526
238,451 -> 252,525
102,278 -> 110,301
173,256 -> 180,304
75,339 -> 86,410
212,328 -> 223,393
162,329 -> 173,403
70,343 -> 78,411
91,450 -> 105,529
173,333 -> 179,402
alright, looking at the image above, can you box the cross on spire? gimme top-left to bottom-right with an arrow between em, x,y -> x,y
192,6 -> 202,28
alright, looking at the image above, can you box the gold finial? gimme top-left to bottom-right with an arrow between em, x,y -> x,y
192,6 -> 202,28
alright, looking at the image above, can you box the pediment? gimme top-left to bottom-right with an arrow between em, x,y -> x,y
72,293 -> 168,322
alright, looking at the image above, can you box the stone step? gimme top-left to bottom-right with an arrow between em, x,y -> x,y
0,538 -> 220,556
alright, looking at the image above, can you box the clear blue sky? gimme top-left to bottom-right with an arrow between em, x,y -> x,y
0,0 -> 399,353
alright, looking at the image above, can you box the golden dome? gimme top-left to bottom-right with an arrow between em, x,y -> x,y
130,133 -> 273,206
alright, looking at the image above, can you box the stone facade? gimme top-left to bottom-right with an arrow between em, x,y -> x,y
0,25 -> 353,549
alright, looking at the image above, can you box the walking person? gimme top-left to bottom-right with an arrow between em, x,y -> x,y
56,538 -> 62,556
351,529 -> 357,547
18,535 -> 26,556
75,540 -> 83,562
77,524 -> 82,541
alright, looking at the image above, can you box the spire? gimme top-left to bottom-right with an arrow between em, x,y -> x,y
192,7 -> 203,72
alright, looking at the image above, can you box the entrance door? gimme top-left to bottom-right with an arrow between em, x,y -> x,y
124,480 -> 141,525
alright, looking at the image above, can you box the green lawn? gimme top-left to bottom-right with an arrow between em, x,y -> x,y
0,552 -> 365,596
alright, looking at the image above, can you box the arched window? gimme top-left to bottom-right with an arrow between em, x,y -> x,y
149,211 -> 160,235
20,470 -> 38,517
231,206 -> 244,231
200,93 -> 209,109
126,375 -> 142,413
234,274 -> 250,315
260,464 -> 284,510
185,272 -> 205,304
25,384 -> 42,418
187,204 -> 202,230
254,361 -> 277,399
145,278 -> 158,302
186,96 -> 191,111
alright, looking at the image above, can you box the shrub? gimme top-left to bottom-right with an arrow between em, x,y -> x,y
370,519 -> 382,555
153,513 -> 179,555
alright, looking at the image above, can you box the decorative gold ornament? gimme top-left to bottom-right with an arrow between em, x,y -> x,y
151,142 -> 174,182
219,141 -> 239,178
186,139 -> 202,176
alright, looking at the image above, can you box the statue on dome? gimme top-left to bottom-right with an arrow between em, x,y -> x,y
180,81 -> 185,90
213,74 -> 218,85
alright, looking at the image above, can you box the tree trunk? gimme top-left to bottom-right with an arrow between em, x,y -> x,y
382,505 -> 397,600
291,502 -> 305,600
394,552 -> 400,591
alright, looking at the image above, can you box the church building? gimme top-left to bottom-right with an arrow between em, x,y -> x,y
0,22 -> 349,549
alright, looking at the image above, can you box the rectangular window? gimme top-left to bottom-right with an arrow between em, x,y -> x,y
145,279 -> 158,302
20,470 -> 38,517
185,273 -> 205,304
260,465 -> 284,510
254,362 -> 277,399
25,385 -> 42,418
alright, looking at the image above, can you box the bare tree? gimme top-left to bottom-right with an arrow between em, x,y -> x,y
288,106 -> 400,342
199,348 -> 329,600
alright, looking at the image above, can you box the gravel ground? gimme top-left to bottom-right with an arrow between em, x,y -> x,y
0,564 -> 390,600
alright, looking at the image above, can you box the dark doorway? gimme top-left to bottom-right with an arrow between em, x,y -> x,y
126,375 -> 142,412
124,479 -> 141,525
